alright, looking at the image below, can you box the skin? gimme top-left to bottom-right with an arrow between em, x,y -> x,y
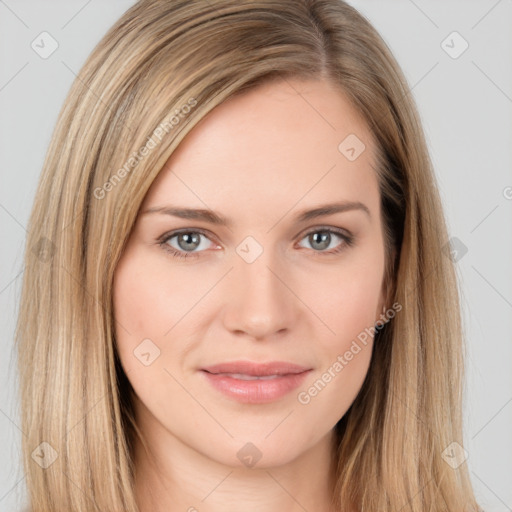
112,77 -> 389,512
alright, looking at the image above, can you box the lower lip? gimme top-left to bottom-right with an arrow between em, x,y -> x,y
201,370 -> 311,404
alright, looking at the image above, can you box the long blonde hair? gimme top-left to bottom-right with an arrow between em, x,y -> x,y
15,1 -> 482,510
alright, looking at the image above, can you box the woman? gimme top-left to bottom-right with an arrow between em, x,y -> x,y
15,0 -> 483,510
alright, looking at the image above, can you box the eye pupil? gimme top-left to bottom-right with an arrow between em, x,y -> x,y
310,231 -> 331,250
178,232 -> 200,251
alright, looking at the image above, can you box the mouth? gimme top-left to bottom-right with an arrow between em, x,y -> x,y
200,360 -> 312,404
201,360 -> 311,376
206,373 -> 285,380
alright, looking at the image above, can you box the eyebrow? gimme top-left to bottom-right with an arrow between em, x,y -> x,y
141,200 -> 371,226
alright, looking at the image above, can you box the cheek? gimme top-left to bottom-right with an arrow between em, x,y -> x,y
296,263 -> 380,420
112,249 -> 189,406
322,267 -> 378,372
112,248 -> 178,370
309,254 -> 385,345
299,248 -> 383,405
113,247 -> 200,339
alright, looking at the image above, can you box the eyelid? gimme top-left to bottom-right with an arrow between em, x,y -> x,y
297,224 -> 353,240
157,227 -> 220,249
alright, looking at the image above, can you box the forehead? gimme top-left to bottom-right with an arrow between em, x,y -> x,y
142,78 -> 379,220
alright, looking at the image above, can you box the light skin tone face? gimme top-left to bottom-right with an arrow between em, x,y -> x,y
112,77 -> 389,512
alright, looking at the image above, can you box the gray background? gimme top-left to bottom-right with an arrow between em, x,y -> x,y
1,1 -> 511,510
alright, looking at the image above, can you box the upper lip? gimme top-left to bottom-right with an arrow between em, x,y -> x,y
201,360 -> 311,376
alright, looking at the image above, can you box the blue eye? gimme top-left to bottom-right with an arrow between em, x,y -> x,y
159,229 -> 214,259
298,228 -> 353,254
158,227 -> 354,260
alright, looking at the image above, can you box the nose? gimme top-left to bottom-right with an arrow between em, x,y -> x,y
221,247 -> 299,341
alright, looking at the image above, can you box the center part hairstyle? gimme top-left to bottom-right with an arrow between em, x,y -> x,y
15,1 -> 481,511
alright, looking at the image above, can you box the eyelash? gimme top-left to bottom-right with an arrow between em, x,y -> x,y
157,226 -> 354,261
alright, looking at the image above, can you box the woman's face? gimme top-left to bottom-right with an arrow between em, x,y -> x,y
113,77 -> 389,470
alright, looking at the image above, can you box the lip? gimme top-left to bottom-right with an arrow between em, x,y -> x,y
200,360 -> 312,404
201,360 -> 311,376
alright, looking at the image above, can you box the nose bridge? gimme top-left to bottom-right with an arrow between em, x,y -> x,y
222,240 -> 296,339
